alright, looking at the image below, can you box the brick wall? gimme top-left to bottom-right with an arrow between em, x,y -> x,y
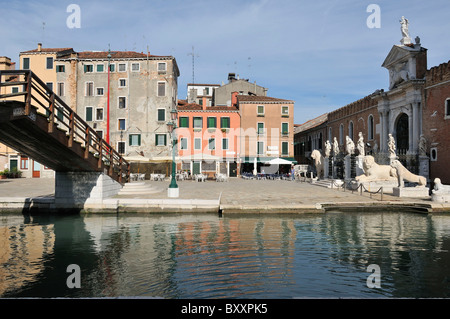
423,60 -> 450,184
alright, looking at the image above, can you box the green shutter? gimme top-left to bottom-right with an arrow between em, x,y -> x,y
86,107 -> 92,121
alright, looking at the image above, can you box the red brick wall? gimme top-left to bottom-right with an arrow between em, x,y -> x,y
327,95 -> 380,154
423,60 -> 450,184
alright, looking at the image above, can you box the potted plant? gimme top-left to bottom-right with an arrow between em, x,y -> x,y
0,170 -> 6,179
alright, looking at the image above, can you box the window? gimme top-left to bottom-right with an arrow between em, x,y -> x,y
179,117 -> 189,128
118,97 -> 126,109
85,107 -> 93,121
158,82 -> 166,96
208,138 -> 215,150
368,115 -> 374,140
282,106 -> 289,116
23,57 -> 30,69
96,108 -> 104,121
282,142 -> 289,155
119,78 -> 127,87
96,87 -> 104,96
156,134 -> 167,146
56,107 -> 64,121
57,82 -> 64,96
221,117 -> 230,129
222,138 -> 229,150
131,63 -> 140,72
328,127 -> 332,142
446,99 -> 450,117
339,124 -> 344,145
205,87 -> 210,95
193,117 -> 203,128
180,137 -> 188,150
158,62 -> 166,72
56,65 -> 65,72
157,109 -> 165,122
129,134 -> 141,146
96,130 -> 103,139
109,63 -> 115,72
207,117 -> 217,128
20,156 -> 29,170
257,141 -> 264,155
194,138 -> 202,150
86,82 -> 94,96
257,105 -> 264,116
257,122 -> 264,135
12,87 -> 19,94
117,141 -> 125,154
84,64 -> 94,73
118,119 -> 126,130
349,121 -> 354,141
96,64 -> 104,72
46,82 -> 53,92
46,57 -> 53,69
118,63 -> 126,72
282,123 -> 289,136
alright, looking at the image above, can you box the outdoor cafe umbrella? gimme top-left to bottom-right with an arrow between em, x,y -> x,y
264,157 -> 294,174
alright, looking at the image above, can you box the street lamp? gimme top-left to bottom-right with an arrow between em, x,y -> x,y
167,108 -> 179,198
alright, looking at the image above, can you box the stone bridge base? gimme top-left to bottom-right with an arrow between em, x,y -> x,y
54,171 -> 122,210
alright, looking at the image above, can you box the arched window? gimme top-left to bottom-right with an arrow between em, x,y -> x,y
339,124 -> 344,145
368,115 -> 374,140
328,127 -> 332,142
348,121 -> 354,141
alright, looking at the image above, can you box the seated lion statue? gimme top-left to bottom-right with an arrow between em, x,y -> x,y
355,156 -> 397,182
390,159 -> 426,187
311,149 -> 324,179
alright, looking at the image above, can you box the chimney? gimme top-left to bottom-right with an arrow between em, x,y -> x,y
37,43 -> 42,52
231,92 -> 239,107
202,96 -> 207,110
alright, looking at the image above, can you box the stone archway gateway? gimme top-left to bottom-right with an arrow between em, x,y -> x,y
396,113 -> 409,154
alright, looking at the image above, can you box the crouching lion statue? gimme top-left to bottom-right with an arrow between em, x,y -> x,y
355,156 -> 397,182
390,159 -> 427,187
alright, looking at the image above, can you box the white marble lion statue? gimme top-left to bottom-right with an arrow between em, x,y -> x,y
311,149 -> 324,179
390,160 -> 426,188
355,155 -> 397,182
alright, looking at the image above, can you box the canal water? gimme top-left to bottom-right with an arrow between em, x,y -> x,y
1,212 -> 450,298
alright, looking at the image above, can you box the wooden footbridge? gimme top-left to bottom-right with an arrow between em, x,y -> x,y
0,70 -> 129,184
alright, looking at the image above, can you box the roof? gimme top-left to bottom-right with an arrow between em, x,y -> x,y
187,83 -> 220,87
294,113 -> 328,133
21,48 -> 74,54
77,51 -> 170,60
177,101 -> 238,112
237,95 -> 294,103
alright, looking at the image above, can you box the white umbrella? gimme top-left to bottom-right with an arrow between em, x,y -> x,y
264,157 -> 293,165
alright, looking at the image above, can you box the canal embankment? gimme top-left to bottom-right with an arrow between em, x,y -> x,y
0,177 -> 448,214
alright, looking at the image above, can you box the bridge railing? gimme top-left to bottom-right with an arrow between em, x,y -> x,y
0,69 -> 130,183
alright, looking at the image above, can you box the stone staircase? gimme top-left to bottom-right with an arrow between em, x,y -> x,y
117,182 -> 161,196
311,179 -> 344,189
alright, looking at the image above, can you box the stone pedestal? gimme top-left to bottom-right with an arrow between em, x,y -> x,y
324,157 -> 329,179
352,180 -> 398,193
168,187 -> 179,198
344,155 -> 351,180
355,155 -> 365,177
419,156 -> 430,183
431,193 -> 450,203
393,187 -> 430,198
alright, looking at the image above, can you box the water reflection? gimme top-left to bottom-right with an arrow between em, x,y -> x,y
1,212 -> 450,298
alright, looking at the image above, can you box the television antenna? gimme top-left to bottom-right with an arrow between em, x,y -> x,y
187,46 -> 199,84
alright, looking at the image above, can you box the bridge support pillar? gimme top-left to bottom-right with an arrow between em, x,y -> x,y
54,171 -> 122,211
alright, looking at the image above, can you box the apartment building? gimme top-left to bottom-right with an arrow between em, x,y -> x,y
55,49 -> 180,167
177,96 -> 240,177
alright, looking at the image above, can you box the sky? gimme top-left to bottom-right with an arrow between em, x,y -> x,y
2,0 -> 450,125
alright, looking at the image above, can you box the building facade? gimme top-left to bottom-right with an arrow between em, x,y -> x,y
55,49 -> 180,164
186,83 -> 220,107
294,113 -> 328,164
237,95 -> 295,173
213,73 -> 268,106
176,97 -> 240,177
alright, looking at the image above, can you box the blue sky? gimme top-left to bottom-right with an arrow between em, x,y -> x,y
2,0 -> 449,124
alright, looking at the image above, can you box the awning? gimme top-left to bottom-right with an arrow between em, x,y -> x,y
241,157 -> 297,164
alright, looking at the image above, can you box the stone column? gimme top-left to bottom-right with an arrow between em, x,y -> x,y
412,102 -> 420,153
408,111 -> 414,153
324,157 -> 329,179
